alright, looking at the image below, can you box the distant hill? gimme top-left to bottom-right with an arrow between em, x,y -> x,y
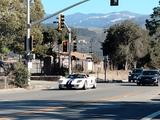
43,11 -> 149,60
44,11 -> 149,28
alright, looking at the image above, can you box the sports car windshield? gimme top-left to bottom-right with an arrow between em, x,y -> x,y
142,71 -> 159,75
67,74 -> 86,79
133,69 -> 143,73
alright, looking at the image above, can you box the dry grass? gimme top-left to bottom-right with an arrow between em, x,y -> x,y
95,70 -> 129,81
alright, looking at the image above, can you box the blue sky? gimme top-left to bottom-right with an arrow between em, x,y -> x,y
41,0 -> 159,15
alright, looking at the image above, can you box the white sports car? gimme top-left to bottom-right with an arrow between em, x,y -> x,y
58,73 -> 96,90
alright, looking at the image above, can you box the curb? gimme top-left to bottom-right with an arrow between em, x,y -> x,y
97,79 -> 128,83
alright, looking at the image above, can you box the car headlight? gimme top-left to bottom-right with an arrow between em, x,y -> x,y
77,80 -> 82,83
133,76 -> 137,78
59,80 -> 63,84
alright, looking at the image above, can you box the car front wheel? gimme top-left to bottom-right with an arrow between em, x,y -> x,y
137,83 -> 140,86
154,82 -> 159,86
83,81 -> 87,90
92,83 -> 96,89
59,85 -> 63,90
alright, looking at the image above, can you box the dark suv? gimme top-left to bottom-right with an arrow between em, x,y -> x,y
128,68 -> 143,82
137,69 -> 160,86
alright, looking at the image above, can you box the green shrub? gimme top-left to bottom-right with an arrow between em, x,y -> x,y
61,67 -> 69,76
13,62 -> 29,88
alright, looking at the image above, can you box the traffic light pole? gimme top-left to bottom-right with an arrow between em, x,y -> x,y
27,0 -> 31,86
104,56 -> 107,82
104,55 -> 109,82
26,0 -> 90,85
31,0 -> 90,26
64,22 -> 72,74
68,28 -> 72,74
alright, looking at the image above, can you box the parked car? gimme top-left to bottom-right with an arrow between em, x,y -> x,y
128,68 -> 143,82
58,73 -> 96,90
137,69 -> 160,86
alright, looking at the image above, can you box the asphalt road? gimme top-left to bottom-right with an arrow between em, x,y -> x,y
0,82 -> 160,120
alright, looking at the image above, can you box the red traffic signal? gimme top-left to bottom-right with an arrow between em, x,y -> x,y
62,41 -> 68,52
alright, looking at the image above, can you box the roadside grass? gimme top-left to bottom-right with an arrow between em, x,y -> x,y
92,70 -> 129,82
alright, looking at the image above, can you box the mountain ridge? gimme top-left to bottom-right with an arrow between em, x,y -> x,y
44,11 -> 149,28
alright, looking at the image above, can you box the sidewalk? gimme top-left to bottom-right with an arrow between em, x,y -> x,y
0,80 -> 58,93
29,80 -> 58,90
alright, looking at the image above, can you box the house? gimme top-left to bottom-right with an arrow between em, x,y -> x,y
60,51 -> 93,73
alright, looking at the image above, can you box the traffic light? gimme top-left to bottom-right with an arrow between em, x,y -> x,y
110,0 -> 119,6
24,36 -> 27,51
57,38 -> 62,45
32,39 -> 36,51
29,36 -> 33,51
73,35 -> 77,41
24,36 -> 33,51
73,41 -> 77,52
62,40 -> 68,52
29,36 -> 36,51
58,14 -> 65,32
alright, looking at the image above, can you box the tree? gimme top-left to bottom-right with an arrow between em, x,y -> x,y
146,1 -> 160,35
103,20 -> 150,70
0,0 -> 45,56
148,27 -> 160,68
30,0 -> 45,55
149,42 -> 160,68
42,27 -> 55,45
145,1 -> 160,68
91,54 -> 101,64
0,0 -> 26,56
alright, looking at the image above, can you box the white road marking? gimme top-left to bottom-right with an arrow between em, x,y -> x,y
141,110 -> 160,120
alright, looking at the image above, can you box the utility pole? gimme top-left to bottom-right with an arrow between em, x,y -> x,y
68,28 -> 72,74
26,0 -> 31,85
104,56 -> 107,82
64,22 -> 72,74
104,55 -> 108,82
90,38 -> 93,54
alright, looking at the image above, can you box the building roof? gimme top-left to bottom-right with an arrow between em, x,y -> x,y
61,52 -> 92,60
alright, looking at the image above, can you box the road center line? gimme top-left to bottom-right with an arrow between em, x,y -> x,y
140,110 -> 160,120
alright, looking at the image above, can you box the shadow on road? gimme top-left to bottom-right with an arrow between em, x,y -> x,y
42,88 -> 86,91
96,78 -> 123,83
119,83 -> 159,87
151,93 -> 160,101
119,83 -> 138,86
151,99 -> 160,101
0,99 -> 159,120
